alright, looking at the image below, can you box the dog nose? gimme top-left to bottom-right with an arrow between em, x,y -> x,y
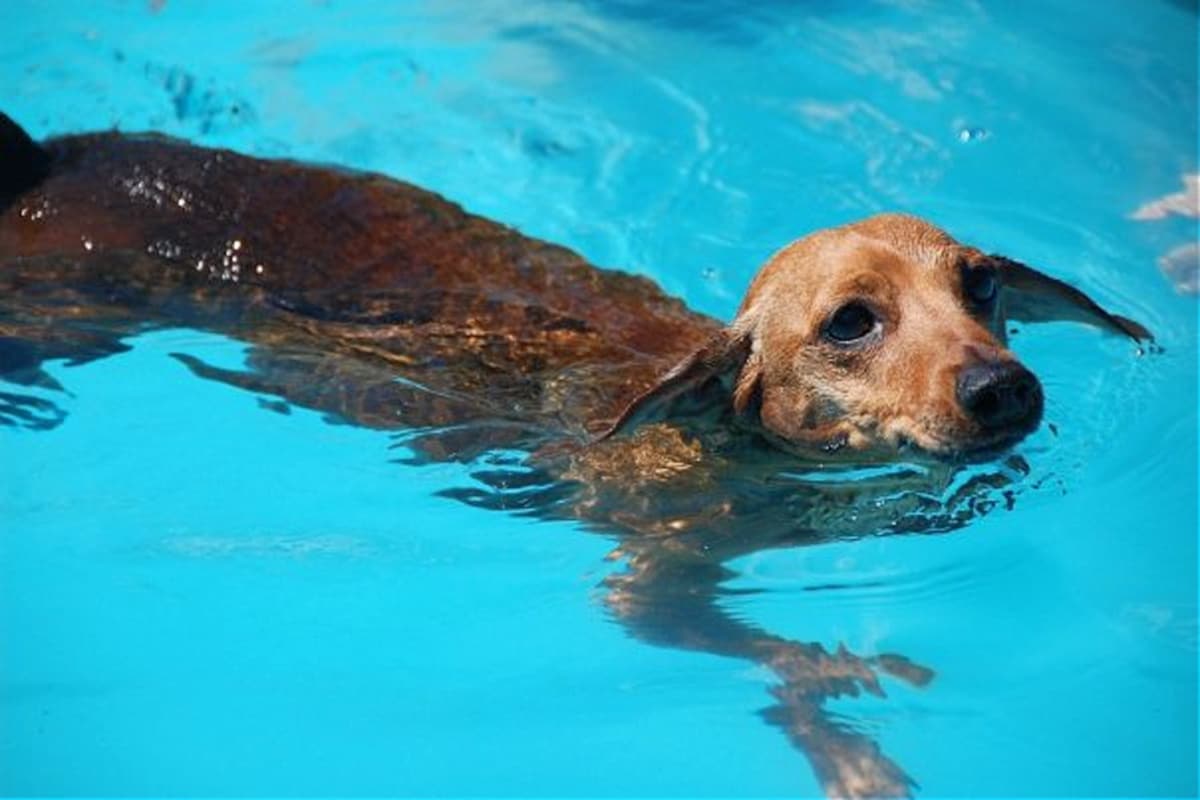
956,361 -> 1043,430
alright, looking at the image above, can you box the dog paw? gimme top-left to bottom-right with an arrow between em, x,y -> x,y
818,744 -> 915,800
870,653 -> 935,688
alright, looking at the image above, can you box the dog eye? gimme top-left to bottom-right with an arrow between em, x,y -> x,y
963,267 -> 998,305
824,302 -> 878,343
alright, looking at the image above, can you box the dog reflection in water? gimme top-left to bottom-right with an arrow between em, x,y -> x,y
0,113 -> 1150,798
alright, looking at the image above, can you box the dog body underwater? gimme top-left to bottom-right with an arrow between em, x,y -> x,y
0,113 -> 1149,798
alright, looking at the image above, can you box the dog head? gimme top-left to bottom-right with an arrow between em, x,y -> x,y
606,214 -> 1151,462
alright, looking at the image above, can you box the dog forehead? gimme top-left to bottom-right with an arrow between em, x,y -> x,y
843,212 -> 959,253
743,216 -> 960,315
831,217 -> 962,282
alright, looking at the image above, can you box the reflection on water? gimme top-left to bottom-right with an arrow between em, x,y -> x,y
437,431 -> 1034,796
0,294 -> 1041,796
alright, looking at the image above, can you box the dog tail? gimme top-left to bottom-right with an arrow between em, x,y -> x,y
1,113 -> 51,208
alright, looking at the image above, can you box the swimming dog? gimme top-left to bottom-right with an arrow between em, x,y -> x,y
0,113 -> 1150,798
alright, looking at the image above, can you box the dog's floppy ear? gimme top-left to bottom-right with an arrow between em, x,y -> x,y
995,255 -> 1153,342
600,322 -> 762,439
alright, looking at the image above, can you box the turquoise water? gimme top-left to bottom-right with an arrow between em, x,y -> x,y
1,1 -> 1197,797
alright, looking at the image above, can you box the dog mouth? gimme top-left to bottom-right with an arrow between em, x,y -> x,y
745,411 -> 1041,466
897,424 -> 1038,464
943,431 -> 1035,463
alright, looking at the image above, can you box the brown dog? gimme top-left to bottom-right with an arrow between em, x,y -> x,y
0,113 -> 1150,798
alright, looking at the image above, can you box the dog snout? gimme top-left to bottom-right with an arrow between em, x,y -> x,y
955,361 -> 1043,431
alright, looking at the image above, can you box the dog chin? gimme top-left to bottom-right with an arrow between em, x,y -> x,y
907,429 -> 1036,464
755,421 -> 1035,467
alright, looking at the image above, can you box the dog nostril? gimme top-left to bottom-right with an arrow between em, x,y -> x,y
1013,383 -> 1029,412
972,387 -> 1001,421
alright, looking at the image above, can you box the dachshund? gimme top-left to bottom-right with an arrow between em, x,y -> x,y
0,112 -> 1151,798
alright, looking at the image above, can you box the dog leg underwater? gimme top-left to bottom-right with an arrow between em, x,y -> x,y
603,542 -> 930,799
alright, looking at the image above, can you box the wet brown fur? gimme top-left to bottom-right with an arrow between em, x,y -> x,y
0,125 -> 1150,799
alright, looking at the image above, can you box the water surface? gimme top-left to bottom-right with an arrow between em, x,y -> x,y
1,1 -> 1196,796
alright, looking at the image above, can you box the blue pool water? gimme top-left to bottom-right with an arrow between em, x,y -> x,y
1,1 -> 1197,796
